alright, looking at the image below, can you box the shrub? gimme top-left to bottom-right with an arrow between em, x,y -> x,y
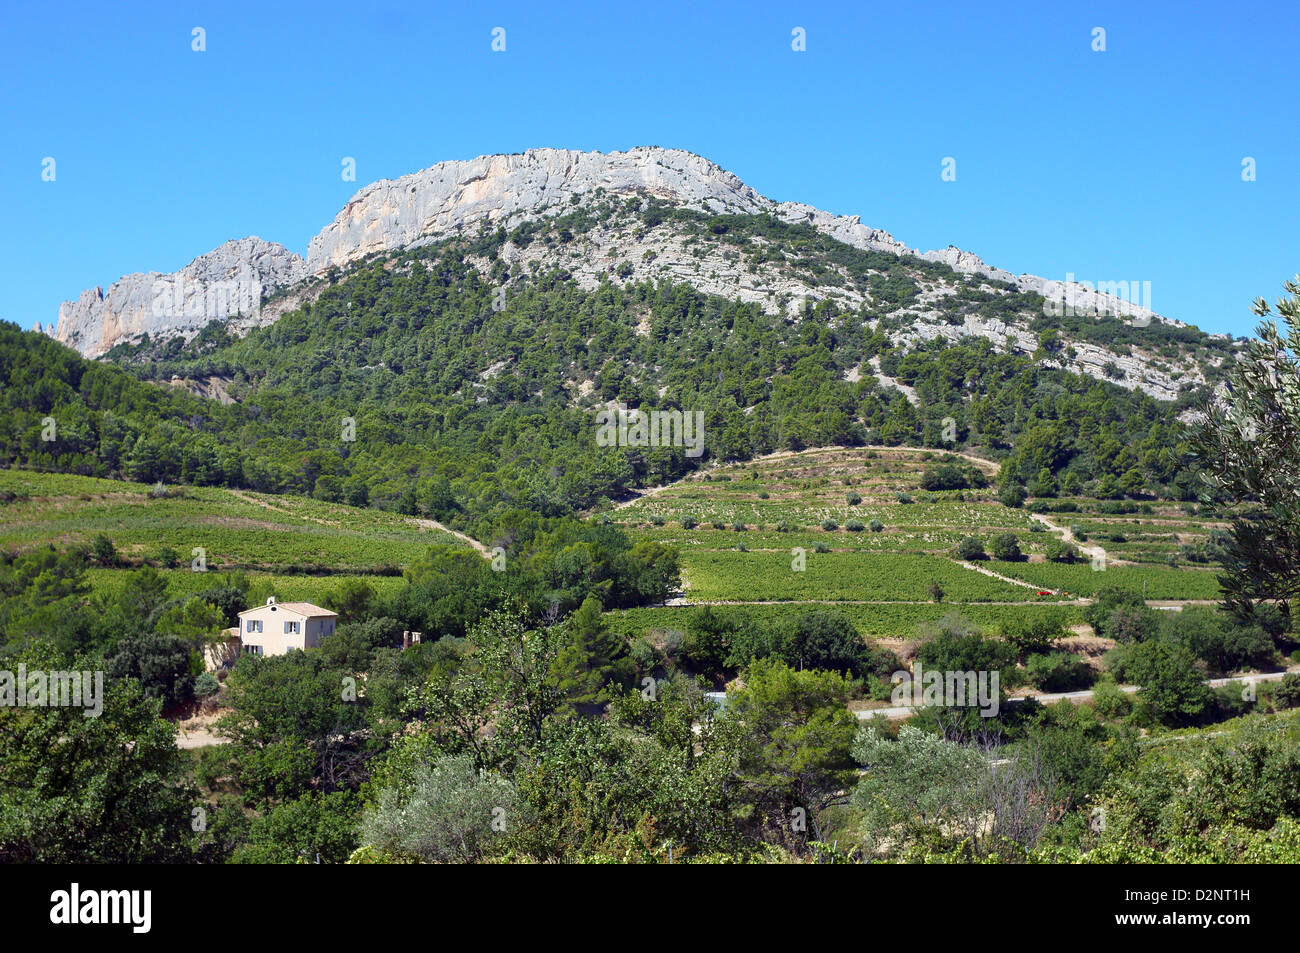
680,516 -> 698,529
1090,676 -> 1132,718
814,541 -> 831,554
955,537 -> 986,561
821,519 -> 839,531
91,533 -> 117,567
989,533 -> 1022,561
1274,673 -> 1300,710
1025,652 -> 1095,693
868,520 -> 884,533
846,492 -> 862,506
845,520 -> 865,532
920,465 -> 968,491
1045,540 -> 1081,563
194,672 -> 221,698
998,484 -> 1027,508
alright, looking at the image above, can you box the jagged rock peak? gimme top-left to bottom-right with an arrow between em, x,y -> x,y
55,237 -> 304,358
306,147 -> 771,272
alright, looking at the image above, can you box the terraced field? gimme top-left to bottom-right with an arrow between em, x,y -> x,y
611,445 -> 1230,641
678,550 -> 1031,603
0,468 -> 462,572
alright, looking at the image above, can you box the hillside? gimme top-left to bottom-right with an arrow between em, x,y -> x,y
53,148 -> 1237,404
605,444 -> 1226,640
2,192 -> 1222,540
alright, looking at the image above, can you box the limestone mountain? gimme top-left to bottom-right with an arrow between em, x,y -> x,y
54,147 -> 1233,400
55,237 -> 304,358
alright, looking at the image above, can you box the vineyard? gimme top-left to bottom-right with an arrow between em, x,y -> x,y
0,469 -> 462,572
611,445 -> 1231,644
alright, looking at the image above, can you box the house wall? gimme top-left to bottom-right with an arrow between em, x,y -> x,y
237,604 -> 335,657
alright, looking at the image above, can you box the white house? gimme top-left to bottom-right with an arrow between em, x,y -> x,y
235,597 -> 338,657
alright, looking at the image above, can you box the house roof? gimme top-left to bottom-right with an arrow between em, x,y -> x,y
238,600 -> 337,619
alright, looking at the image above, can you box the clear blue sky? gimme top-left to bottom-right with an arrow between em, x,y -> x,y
3,0 -> 1296,338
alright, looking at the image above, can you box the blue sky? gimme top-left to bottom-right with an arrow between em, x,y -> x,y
3,0 -> 1296,338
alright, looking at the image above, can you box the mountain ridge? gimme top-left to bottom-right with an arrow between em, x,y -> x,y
53,147 -> 1203,399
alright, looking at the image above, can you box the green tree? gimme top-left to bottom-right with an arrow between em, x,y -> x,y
551,595 -> 633,709
727,658 -> 858,843
0,647 -> 194,862
1192,278 -> 1300,621
360,752 -> 515,863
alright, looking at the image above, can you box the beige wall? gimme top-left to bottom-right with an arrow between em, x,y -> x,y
238,605 -> 336,657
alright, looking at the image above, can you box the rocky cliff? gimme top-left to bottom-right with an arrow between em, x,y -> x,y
55,238 -> 303,357
56,147 -> 1178,384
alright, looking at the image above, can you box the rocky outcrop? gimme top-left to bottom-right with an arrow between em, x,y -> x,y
55,238 -> 304,357
304,147 -> 1161,325
56,147 -> 1166,364
305,147 -> 767,272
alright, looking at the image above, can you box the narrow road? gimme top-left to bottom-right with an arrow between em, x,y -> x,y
228,488 -> 490,558
856,666 -> 1299,720
957,559 -> 1045,591
1029,511 -> 1111,564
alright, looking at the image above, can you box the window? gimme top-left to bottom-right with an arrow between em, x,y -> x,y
285,620 -> 300,635
245,619 -> 263,634
242,644 -> 263,656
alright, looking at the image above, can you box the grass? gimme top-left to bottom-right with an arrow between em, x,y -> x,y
984,560 -> 1224,600
0,468 -> 463,571
679,550 -> 1035,603
85,568 -> 408,605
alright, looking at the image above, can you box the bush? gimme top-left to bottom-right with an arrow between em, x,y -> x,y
1025,651 -> 1095,693
91,533 -> 117,567
920,465 -> 968,491
989,533 -> 1022,561
845,520 -> 865,532
999,484 -> 1027,508
1274,673 -> 1300,710
1091,676 -> 1131,718
194,671 -> 221,698
896,493 -> 913,504
955,537 -> 986,561
680,516 -> 698,529
869,520 -> 884,533
1045,540 -> 1081,563
1003,614 -> 1066,658
821,519 -> 839,531
846,492 -> 862,506
814,541 -> 831,554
